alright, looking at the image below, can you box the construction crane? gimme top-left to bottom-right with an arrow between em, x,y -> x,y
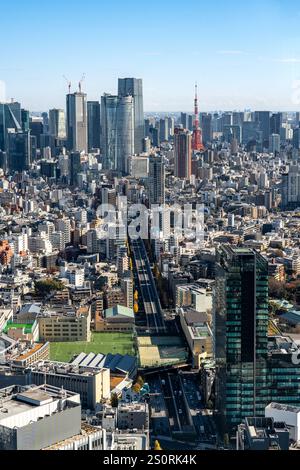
63,75 -> 72,94
78,74 -> 85,93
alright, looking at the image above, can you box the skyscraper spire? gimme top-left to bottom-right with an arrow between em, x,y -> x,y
192,83 -> 204,152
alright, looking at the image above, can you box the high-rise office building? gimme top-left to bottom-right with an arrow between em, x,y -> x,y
255,111 -> 270,147
116,95 -> 134,175
69,151 -> 82,186
101,94 -> 118,171
269,133 -> 280,154
159,117 -> 169,142
214,246 -> 269,429
118,78 -> 144,154
0,103 -> 22,151
21,109 -> 30,132
8,101 -> 21,127
281,162 -> 300,210
180,113 -> 189,130
270,113 -> 282,135
87,101 -> 101,151
7,130 -> 31,172
148,155 -> 165,205
66,92 -> 88,153
174,128 -> 192,179
49,109 -> 66,140
101,94 -> 134,175
29,120 -> 44,149
168,117 -> 175,138
201,113 -> 213,144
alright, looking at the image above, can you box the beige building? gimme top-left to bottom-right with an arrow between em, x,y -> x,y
28,362 -> 110,409
179,308 -> 213,369
39,309 -> 91,342
12,342 -> 50,368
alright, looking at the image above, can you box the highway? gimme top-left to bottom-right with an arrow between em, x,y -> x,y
130,237 -> 165,334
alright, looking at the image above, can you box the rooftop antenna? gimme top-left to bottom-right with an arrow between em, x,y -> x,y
63,75 -> 72,94
79,74 -> 86,93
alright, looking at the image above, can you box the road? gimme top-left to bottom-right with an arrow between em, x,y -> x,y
180,372 -> 218,445
130,237 -> 165,334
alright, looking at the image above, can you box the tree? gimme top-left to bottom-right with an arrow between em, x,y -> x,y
154,440 -> 162,451
111,393 -> 118,408
35,278 -> 64,295
136,375 -> 144,387
133,383 -> 142,393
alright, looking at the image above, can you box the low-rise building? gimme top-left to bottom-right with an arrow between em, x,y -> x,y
265,402 -> 300,443
117,402 -> 149,432
38,309 -> 91,342
179,308 -> 213,368
0,384 -> 81,450
27,361 -> 110,409
95,305 -> 135,333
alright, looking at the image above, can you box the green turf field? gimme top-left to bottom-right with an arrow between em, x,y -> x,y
49,332 -> 135,362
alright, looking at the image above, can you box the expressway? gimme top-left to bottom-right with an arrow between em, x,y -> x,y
130,237 -> 165,334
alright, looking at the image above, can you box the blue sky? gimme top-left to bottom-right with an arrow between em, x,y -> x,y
1,0 -> 300,111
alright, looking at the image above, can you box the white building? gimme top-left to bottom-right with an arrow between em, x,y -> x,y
265,403 -> 300,443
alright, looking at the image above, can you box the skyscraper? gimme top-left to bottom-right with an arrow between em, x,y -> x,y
118,78 -> 144,154
66,91 -> 88,153
201,113 -> 213,145
174,128 -> 192,179
7,130 -> 31,172
101,94 -> 118,171
69,151 -> 81,186
269,133 -> 280,154
148,155 -> 165,205
101,94 -> 134,175
0,103 -> 22,152
281,163 -> 300,210
87,101 -> 101,151
270,112 -> 282,135
255,111 -> 270,147
214,246 -> 269,429
49,109 -> 66,140
116,95 -> 134,175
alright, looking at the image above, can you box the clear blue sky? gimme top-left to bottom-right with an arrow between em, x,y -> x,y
1,0 -> 300,111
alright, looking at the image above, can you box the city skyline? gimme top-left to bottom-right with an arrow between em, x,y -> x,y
2,0 -> 300,111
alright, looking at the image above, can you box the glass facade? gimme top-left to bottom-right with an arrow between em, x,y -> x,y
118,78 -> 144,155
214,247 -> 269,429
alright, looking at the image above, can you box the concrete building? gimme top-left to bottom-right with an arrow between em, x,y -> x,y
179,309 -> 213,368
49,109 -> 66,139
95,305 -> 135,332
148,155 -> 165,205
27,361 -> 110,409
265,403 -> 300,443
237,417 -> 290,451
0,384 -> 81,450
174,128 -> 192,179
38,310 -> 91,342
117,402 -> 149,431
66,92 -> 88,153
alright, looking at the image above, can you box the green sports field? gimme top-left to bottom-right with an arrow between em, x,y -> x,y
49,332 -> 135,363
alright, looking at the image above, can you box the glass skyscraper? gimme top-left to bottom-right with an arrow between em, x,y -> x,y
214,246 -> 300,432
118,78 -> 144,155
101,94 -> 134,175
49,109 -> 66,140
214,246 -> 269,430
101,94 -> 118,171
87,101 -> 101,151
